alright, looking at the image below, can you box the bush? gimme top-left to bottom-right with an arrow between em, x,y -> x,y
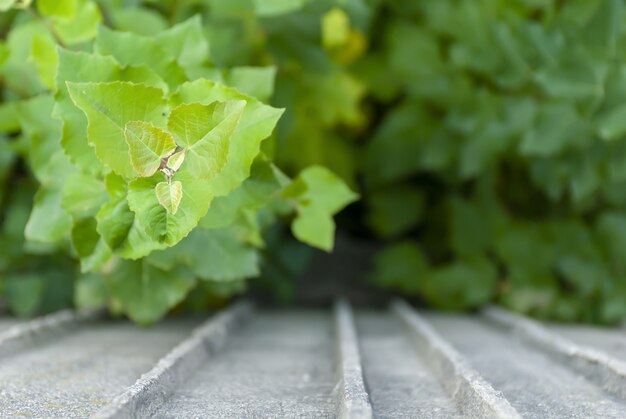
2,0 -> 625,324
207,0 -> 626,323
0,0 -> 356,324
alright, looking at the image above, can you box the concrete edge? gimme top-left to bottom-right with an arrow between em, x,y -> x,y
392,300 -> 521,419
0,308 -> 101,347
92,300 -> 254,419
333,300 -> 374,419
483,305 -> 626,400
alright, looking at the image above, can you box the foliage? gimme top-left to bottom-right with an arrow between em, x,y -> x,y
191,0 -> 626,324
0,1 -> 354,324
3,0 -> 626,325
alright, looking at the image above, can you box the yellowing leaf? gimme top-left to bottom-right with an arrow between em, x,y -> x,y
155,180 -> 183,215
171,80 -> 285,196
166,148 -> 186,172
322,8 -> 350,49
124,121 -> 176,177
66,81 -> 168,178
0,0 -> 30,11
167,100 -> 246,180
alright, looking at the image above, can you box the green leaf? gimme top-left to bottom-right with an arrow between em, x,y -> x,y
0,102 -> 20,133
449,197 -> 492,257
4,275 -> 43,317
55,49 -> 166,175
71,218 -> 99,258
127,168 -> 213,246
79,239 -> 112,273
124,121 -> 176,177
61,172 -> 107,219
283,166 -> 358,251
0,0 -> 30,11
54,0 -> 101,45
225,67 -> 276,102
66,81 -> 168,178
94,26 -> 186,88
291,206 -> 335,252
25,186 -> 72,244
581,0 -> 623,56
147,228 -> 259,282
155,180 -> 183,215
155,15 -> 210,70
75,273 -> 107,309
252,0 -> 308,16
596,104 -> 626,141
322,8 -> 350,49
109,8 -> 168,36
422,258 -> 498,310
168,100 -> 246,180
166,149 -> 186,171
366,184 -> 424,238
1,22 -> 48,97
171,79 -> 285,196
370,242 -> 427,292
16,95 -> 68,186
30,34 -> 58,91
106,259 -> 196,325
96,196 -> 135,250
520,102 -> 581,157
199,159 -> 287,229
37,0 -> 77,19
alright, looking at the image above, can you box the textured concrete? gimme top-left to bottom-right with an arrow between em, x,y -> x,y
357,311 -> 460,418
426,313 -> 626,418
1,304 -> 626,418
154,311 -> 337,418
484,306 -> 626,400
547,323 -> 626,363
333,300 -> 373,419
393,301 -> 520,419
0,318 -> 199,418
95,302 -> 252,419
0,309 -> 99,350
0,318 -> 23,332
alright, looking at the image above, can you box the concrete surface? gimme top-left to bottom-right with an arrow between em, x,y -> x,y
1,303 -> 626,418
0,318 -> 199,418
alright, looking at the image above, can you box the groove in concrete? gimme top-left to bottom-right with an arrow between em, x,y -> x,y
333,300 -> 373,419
0,308 -> 100,348
546,323 -> 626,363
0,318 -> 199,418
392,300 -> 521,419
356,311 -> 461,418
92,301 -> 253,419
484,306 -> 626,401
427,312 -> 626,418
152,311 -> 336,418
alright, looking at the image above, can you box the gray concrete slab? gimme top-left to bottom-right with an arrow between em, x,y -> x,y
424,313 -> 626,418
484,306 -> 626,400
0,318 -> 200,418
546,323 -> 626,363
95,302 -> 252,419
0,318 -> 23,332
1,305 -> 626,418
356,311 -> 461,419
0,309 -> 100,351
153,311 -> 336,419
333,301 -> 373,419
